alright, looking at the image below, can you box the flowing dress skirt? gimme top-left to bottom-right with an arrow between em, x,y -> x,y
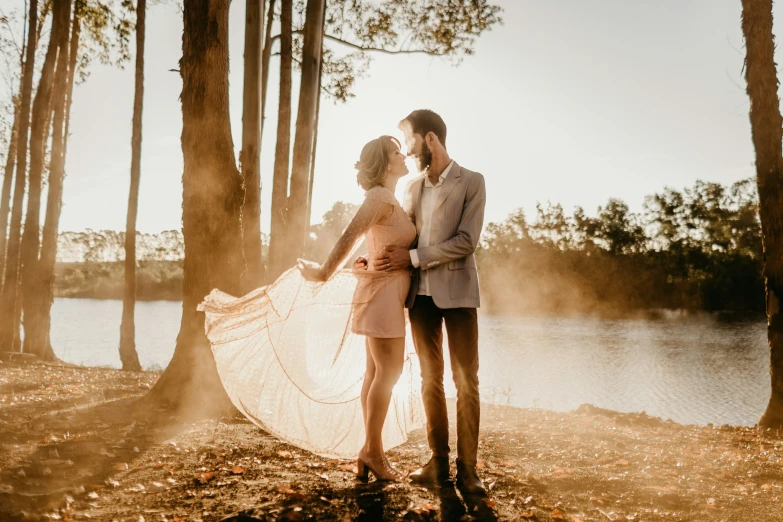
198,268 -> 424,459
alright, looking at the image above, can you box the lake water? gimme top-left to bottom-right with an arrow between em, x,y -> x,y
49,298 -> 770,427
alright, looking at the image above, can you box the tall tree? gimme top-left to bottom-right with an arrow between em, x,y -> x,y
0,0 -> 38,351
740,0 -> 783,430
147,0 -> 244,414
240,0 -> 267,291
18,0 -> 71,358
305,22 -> 324,229
267,0 -> 292,280
260,0 -> 276,139
25,0 -> 80,359
119,0 -> 145,372
0,100 -> 20,281
280,0 -> 325,270
30,0 -> 83,359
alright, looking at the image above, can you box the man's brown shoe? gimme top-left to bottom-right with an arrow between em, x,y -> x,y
456,463 -> 486,496
408,457 -> 450,484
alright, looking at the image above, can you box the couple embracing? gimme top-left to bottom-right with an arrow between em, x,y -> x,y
201,109 -> 487,495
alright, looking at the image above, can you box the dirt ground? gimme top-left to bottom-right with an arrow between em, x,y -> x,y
1,359 -> 782,522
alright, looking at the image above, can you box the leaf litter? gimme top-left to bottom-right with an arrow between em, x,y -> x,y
1,361 -> 782,520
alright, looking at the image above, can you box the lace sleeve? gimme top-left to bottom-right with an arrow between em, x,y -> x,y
320,195 -> 393,279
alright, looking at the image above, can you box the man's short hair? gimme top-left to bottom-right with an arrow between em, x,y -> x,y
400,109 -> 447,147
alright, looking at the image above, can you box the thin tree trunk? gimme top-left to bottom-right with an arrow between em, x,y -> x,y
119,0 -> 144,372
281,0 -> 325,269
0,101 -> 20,281
0,0 -> 39,351
22,0 -> 71,359
147,0 -> 243,416
305,28 -> 324,229
62,1 -> 80,159
32,2 -> 82,362
259,0 -> 275,140
240,0 -> 266,291
740,0 -> 783,430
267,0 -> 292,281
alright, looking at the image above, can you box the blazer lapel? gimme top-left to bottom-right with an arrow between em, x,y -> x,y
433,162 -> 461,210
414,177 -> 425,234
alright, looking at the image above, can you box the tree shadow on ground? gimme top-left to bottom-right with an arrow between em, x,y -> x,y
0,395 -> 187,520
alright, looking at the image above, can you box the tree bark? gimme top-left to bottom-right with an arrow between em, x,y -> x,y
22,0 -> 72,359
26,3 -> 81,361
32,1 -> 82,361
0,0 -> 39,351
147,0 -> 243,417
240,0 -> 266,292
281,0 -> 324,270
0,101 -> 20,282
267,0 -> 292,281
740,0 -> 783,430
260,0 -> 275,141
119,0 -> 144,372
305,27 -> 324,229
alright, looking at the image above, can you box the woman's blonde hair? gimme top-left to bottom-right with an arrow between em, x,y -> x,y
355,136 -> 401,191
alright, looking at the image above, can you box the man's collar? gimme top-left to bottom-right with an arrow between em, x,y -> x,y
424,160 -> 454,188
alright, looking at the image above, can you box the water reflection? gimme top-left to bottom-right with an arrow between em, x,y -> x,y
49,299 -> 769,426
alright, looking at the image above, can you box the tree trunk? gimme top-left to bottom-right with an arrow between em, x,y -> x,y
0,0 -> 39,351
31,2 -> 82,362
267,0 -> 292,281
305,29 -> 324,229
0,101 -> 20,281
259,0 -> 276,140
119,0 -> 144,372
22,0 -> 72,359
240,0 -> 266,292
281,0 -> 324,270
740,0 -> 783,430
147,0 -> 243,417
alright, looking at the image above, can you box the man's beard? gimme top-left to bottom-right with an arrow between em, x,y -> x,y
416,141 -> 433,173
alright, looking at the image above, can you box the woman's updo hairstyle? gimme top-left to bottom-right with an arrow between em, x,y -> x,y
355,135 -> 401,191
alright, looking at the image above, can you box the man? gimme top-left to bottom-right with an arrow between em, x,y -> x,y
375,109 -> 487,494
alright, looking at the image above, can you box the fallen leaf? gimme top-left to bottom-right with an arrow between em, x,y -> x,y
113,463 -> 128,471
277,450 -> 293,459
197,472 -> 215,483
551,508 -> 566,520
231,466 -> 245,475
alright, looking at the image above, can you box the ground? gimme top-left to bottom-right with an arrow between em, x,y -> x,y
1,359 -> 782,522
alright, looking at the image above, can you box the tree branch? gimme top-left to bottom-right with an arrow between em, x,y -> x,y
270,30 -> 437,57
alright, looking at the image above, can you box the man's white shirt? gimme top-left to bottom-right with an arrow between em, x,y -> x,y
409,160 -> 454,296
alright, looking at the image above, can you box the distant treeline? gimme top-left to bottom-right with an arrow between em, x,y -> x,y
478,178 -> 763,315
54,179 -> 763,314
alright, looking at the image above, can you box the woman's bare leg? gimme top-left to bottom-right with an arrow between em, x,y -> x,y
360,339 -> 375,453
363,336 -> 405,457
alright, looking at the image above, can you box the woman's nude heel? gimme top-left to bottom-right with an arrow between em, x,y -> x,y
356,458 -> 370,482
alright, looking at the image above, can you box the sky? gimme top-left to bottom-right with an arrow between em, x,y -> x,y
0,0 -> 777,233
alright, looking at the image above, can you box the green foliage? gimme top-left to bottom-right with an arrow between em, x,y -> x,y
283,0 -> 503,102
75,0 -> 134,81
479,178 -> 764,315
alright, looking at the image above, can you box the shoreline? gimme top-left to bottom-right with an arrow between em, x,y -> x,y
1,361 -> 781,521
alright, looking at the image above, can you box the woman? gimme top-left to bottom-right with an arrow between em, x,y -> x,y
199,136 -> 421,482
297,136 -> 415,481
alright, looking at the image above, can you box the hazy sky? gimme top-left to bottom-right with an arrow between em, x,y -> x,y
0,0 -> 778,233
